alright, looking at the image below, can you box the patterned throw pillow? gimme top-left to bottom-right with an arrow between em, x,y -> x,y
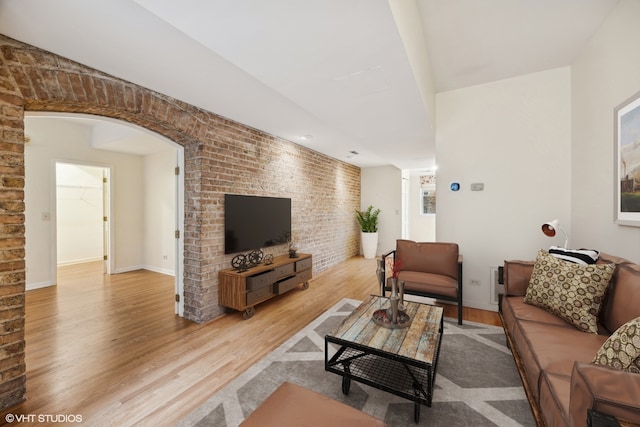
593,317 -> 640,373
524,250 -> 615,334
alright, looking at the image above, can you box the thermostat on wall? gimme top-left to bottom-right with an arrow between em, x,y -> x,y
450,182 -> 460,191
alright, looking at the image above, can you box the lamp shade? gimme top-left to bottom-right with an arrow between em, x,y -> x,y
541,219 -> 568,248
541,219 -> 560,238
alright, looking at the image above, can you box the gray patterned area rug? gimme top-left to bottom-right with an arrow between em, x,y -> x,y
176,298 -> 535,427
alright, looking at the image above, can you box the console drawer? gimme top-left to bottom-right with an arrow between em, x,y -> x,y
296,268 -> 312,283
246,271 -> 274,291
246,284 -> 274,305
273,263 -> 294,278
274,269 -> 312,295
274,276 -> 300,295
295,257 -> 312,271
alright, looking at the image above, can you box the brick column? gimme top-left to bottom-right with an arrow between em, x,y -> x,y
0,46 -> 27,408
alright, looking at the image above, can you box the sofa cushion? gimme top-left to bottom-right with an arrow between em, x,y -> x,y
539,371 -> 571,427
513,319 -> 607,399
593,316 -> 640,373
600,263 -> 640,333
524,250 -> 615,334
503,260 -> 535,296
502,297 -> 574,334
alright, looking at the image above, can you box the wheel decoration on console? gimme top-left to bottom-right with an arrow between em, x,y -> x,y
247,249 -> 264,267
231,249 -> 265,271
231,254 -> 247,272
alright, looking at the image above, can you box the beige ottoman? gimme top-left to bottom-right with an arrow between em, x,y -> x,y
240,381 -> 386,427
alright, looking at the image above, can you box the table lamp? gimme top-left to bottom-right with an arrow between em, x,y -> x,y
541,219 -> 569,248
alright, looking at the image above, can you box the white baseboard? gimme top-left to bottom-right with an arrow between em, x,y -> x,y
112,265 -> 144,274
113,265 -> 174,277
26,281 -> 54,291
143,265 -> 175,277
57,257 -> 103,267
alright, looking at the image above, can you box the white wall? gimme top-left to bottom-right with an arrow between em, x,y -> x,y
436,67 -> 572,311
571,0 -> 640,262
24,117 -> 161,288
409,175 -> 436,241
360,165 -> 403,256
143,149 -> 177,275
56,163 -> 104,265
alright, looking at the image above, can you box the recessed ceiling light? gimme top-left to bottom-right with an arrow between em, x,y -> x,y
349,150 -> 359,155
300,135 -> 313,140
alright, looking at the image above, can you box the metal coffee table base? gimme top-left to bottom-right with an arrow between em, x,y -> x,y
325,329 -> 442,423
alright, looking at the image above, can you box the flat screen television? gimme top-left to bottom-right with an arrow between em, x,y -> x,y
224,194 -> 292,254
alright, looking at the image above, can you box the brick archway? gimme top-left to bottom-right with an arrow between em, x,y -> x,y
0,34 -> 361,410
0,34 -> 225,409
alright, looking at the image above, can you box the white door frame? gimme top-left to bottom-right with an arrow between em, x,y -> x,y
175,148 -> 185,316
102,167 -> 111,275
51,160 -> 113,283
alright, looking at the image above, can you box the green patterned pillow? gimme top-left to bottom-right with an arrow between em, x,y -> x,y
593,317 -> 640,373
524,250 -> 615,334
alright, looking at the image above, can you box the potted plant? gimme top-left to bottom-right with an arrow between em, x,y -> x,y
355,205 -> 380,259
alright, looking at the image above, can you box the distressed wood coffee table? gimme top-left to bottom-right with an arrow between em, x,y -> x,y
325,295 -> 444,423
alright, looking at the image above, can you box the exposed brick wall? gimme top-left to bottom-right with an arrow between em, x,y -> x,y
0,34 -> 360,409
0,37 -> 27,410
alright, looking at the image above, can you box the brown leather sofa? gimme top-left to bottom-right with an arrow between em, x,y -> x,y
500,252 -> 640,427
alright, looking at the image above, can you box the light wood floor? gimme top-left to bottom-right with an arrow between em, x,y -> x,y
2,256 -> 500,426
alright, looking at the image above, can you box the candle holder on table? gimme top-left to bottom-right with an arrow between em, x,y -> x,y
373,277 -> 411,329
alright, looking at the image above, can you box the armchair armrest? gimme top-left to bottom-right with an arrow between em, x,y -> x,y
379,250 -> 395,296
570,362 -> 640,426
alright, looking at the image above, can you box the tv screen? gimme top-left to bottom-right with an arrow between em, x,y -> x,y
224,194 -> 292,254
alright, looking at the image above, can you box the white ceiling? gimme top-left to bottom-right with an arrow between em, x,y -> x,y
0,0 -> 619,169
25,113 -> 177,156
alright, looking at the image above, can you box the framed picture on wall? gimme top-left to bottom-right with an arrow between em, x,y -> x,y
615,90 -> 640,227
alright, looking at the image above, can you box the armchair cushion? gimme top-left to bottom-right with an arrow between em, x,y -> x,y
397,271 -> 458,299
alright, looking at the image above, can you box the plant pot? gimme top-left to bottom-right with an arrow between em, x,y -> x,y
361,231 -> 378,259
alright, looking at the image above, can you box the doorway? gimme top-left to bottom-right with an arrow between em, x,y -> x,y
24,113 -> 185,315
55,162 -> 110,274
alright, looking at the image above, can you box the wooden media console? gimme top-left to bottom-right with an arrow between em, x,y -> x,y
218,253 -> 312,319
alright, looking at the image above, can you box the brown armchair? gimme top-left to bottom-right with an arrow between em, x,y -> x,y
381,240 -> 463,325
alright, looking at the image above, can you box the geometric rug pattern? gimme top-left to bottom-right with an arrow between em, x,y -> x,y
176,298 -> 535,427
